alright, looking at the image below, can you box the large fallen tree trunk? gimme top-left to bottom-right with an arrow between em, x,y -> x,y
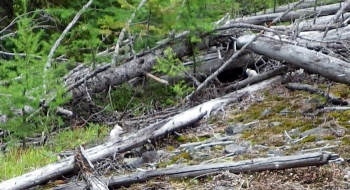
0,77 -> 284,190
52,151 -> 339,190
237,34 -> 350,84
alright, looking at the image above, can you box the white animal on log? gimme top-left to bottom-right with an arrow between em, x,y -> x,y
110,124 -> 124,140
246,68 -> 258,77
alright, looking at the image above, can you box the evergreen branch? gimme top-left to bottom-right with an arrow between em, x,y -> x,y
0,25 -> 54,41
43,0 -> 94,92
0,10 -> 40,35
111,0 -> 148,67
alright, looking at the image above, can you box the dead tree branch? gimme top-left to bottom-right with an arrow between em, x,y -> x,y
52,151 -> 339,190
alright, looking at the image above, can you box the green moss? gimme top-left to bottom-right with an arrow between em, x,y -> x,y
332,84 -> 350,98
242,131 -> 251,139
272,104 -> 287,113
245,103 -> 267,120
341,123 -> 350,129
314,118 -> 324,125
176,135 -> 187,143
231,113 -> 247,122
181,135 -> 210,143
166,146 -> 175,151
323,135 -> 335,140
327,111 -> 350,123
342,137 -> 350,145
301,135 -> 317,143
342,110 -> 350,119
198,136 -> 210,142
171,152 -> 191,163
157,161 -> 169,168
300,124 -> 315,132
250,134 -> 269,144
318,84 -> 328,89
327,112 -> 342,118
273,96 -> 284,101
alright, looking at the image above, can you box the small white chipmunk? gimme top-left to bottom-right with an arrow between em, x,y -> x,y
110,124 -> 124,141
246,68 -> 258,77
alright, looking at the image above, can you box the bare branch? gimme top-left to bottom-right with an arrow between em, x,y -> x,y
323,0 -> 350,39
144,72 -> 169,85
43,0 -> 94,91
111,0 -> 148,67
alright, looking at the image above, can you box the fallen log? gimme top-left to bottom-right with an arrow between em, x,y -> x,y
0,76 -> 284,190
256,0 -> 345,15
52,151 -> 339,189
298,24 -> 350,41
272,13 -> 350,32
227,3 -> 350,25
237,35 -> 350,85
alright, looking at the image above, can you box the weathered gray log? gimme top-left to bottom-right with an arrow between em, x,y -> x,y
0,77 -> 284,190
256,0 -> 345,15
237,35 -> 350,85
52,151 -> 339,190
271,13 -> 350,32
226,3 -> 350,25
298,25 -> 350,41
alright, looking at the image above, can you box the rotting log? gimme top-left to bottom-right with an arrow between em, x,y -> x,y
237,35 -> 350,85
52,151 -> 339,190
0,77 -> 283,190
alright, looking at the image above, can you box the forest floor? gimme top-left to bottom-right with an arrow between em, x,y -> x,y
115,74 -> 350,190
2,73 -> 350,190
